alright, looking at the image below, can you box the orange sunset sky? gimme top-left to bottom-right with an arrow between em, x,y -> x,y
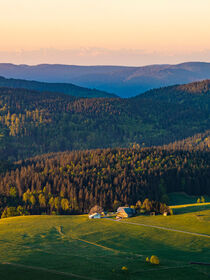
0,0 -> 210,65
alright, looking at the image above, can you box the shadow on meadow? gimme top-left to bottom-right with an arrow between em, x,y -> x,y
0,215 -> 209,280
172,205 -> 210,215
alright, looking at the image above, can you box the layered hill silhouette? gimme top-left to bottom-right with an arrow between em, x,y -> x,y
0,62 -> 210,97
0,79 -> 209,160
0,76 -> 116,98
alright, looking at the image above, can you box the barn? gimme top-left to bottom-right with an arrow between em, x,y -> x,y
116,207 -> 136,218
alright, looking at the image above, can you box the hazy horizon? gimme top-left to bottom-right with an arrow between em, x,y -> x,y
0,48 -> 210,67
1,0 -> 210,65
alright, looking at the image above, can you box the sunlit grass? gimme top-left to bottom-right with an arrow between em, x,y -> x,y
0,210 -> 209,280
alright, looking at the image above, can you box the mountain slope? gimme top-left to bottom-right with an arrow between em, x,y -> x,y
0,135 -> 209,215
0,79 -> 209,160
0,62 -> 210,97
161,130 -> 210,150
137,79 -> 210,101
0,76 -> 116,98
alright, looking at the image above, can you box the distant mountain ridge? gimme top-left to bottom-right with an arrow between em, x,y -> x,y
0,62 -> 210,97
0,76 -> 116,98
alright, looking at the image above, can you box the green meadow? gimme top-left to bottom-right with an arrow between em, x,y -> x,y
0,207 -> 209,280
168,192 -> 210,206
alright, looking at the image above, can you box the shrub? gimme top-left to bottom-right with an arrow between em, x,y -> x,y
169,208 -> 173,215
146,257 -> 150,262
201,196 -> 205,203
150,255 -> 160,265
121,266 -> 128,272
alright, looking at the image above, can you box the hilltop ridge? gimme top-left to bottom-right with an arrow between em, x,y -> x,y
0,75 -> 116,98
0,61 -> 210,97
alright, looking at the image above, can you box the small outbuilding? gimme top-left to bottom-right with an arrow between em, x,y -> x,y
116,207 -> 136,218
89,213 -> 101,219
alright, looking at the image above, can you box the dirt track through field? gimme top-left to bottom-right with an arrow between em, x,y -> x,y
72,237 -> 143,257
76,237 -> 120,253
1,262 -> 100,280
106,219 -> 210,238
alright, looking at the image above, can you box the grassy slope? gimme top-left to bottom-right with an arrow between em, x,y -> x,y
168,192 -> 210,205
0,210 -> 209,280
168,193 -> 210,214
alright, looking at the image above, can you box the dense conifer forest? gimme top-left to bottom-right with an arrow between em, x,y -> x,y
0,79 -> 209,161
0,134 -> 209,217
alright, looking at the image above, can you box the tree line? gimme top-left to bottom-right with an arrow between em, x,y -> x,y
0,145 -> 209,217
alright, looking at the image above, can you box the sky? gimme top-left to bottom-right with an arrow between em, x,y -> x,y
0,0 -> 210,65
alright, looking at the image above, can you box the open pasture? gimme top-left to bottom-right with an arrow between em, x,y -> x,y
0,209 -> 209,280
168,192 -> 210,206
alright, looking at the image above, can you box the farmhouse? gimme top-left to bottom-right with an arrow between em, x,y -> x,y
89,213 -> 101,219
116,207 -> 136,218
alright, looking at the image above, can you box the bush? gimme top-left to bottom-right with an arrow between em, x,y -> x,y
146,257 -> 150,262
121,266 -> 128,272
169,208 -> 173,215
150,255 -> 160,265
201,196 -> 205,203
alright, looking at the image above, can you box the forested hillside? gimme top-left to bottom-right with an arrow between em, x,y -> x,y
161,130 -> 210,150
0,76 -> 116,98
139,79 -> 210,100
0,79 -> 209,161
0,141 -> 209,216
